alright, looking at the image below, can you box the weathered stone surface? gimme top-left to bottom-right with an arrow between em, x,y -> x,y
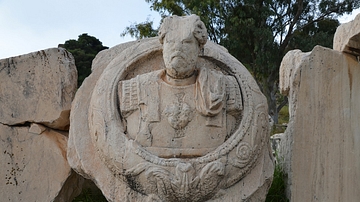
0,123 -> 82,201
334,13 -> 360,56
279,45 -> 360,201
279,49 -> 310,98
278,50 -> 311,194
68,15 -> 274,201
0,48 -> 77,130
67,40 -> 140,201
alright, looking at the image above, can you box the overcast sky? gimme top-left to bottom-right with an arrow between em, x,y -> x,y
1,0 -> 359,59
0,0 -> 161,59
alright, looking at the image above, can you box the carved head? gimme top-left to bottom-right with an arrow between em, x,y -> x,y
159,15 -> 208,79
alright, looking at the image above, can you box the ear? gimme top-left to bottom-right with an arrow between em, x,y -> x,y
159,33 -> 165,44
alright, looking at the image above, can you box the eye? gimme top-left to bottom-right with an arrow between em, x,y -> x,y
182,39 -> 192,44
165,38 -> 175,43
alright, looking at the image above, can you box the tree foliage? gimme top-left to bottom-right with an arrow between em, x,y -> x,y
122,0 -> 360,122
120,18 -> 158,39
63,33 -> 108,87
288,18 -> 340,52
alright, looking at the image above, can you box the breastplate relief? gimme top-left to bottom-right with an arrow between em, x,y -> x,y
163,92 -> 193,135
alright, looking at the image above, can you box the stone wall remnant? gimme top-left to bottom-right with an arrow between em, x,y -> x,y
279,14 -> 360,201
0,48 -> 82,201
0,123 -> 83,201
68,15 -> 274,202
0,48 -> 77,130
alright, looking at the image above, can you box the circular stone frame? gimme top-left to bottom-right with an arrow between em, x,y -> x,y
88,38 -> 269,191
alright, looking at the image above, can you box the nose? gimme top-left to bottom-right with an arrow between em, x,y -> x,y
173,41 -> 183,51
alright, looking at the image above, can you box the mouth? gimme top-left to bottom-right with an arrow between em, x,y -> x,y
170,52 -> 186,60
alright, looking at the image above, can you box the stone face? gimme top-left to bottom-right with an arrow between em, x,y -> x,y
279,46 -> 360,201
68,15 -> 274,201
0,48 -> 77,130
0,123 -> 82,202
333,13 -> 360,56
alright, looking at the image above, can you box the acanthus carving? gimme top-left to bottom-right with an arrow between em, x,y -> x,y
163,93 -> 194,137
125,161 -> 225,202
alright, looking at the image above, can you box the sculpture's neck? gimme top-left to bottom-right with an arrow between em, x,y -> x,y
164,70 -> 197,86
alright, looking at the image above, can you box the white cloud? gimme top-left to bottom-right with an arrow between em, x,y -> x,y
339,8 -> 360,23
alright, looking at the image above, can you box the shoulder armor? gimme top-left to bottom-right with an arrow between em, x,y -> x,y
118,76 -> 140,118
225,76 -> 243,114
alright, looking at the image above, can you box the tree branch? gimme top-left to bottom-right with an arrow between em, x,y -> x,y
277,96 -> 288,113
279,0 -> 303,52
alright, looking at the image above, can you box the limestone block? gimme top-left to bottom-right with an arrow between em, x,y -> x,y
0,48 -> 77,130
0,123 -> 82,201
68,15 -> 274,202
279,45 -> 360,201
334,13 -> 360,56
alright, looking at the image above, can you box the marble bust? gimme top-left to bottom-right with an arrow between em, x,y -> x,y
68,14 -> 274,202
118,15 -> 242,158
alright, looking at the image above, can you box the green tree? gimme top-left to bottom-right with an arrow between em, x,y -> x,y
120,18 -> 158,39
122,0 -> 359,123
63,33 -> 108,87
288,18 -> 340,52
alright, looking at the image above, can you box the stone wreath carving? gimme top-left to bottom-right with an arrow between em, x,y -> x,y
71,15 -> 273,202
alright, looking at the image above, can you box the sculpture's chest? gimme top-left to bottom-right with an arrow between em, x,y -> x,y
126,82 -> 228,157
